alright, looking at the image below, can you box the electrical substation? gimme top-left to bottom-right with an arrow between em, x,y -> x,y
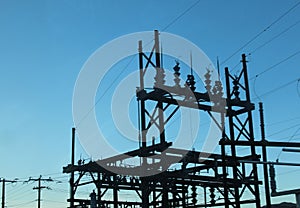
63,30 -> 300,208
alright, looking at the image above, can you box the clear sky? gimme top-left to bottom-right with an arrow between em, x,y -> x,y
0,0 -> 300,207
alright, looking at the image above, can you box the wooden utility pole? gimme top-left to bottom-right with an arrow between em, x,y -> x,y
0,178 -> 17,208
70,127 -> 75,208
27,176 -> 53,208
1,179 -> 4,208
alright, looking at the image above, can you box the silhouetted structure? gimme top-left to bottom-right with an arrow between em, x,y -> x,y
262,202 -> 296,208
63,30 -> 300,208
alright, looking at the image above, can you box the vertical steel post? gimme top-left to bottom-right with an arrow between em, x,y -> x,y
138,40 -> 144,91
162,179 -> 169,208
152,183 -> 157,208
141,178 -> 149,208
296,193 -> 300,208
242,54 -> 261,207
113,175 -> 118,208
225,67 -> 237,207
154,30 -> 161,71
97,173 -> 101,207
259,102 -> 271,207
138,40 -> 147,150
182,184 -> 186,208
154,30 -> 166,145
204,186 -> 207,208
221,142 -> 229,208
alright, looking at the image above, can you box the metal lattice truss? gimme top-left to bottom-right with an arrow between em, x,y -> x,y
63,30 -> 300,208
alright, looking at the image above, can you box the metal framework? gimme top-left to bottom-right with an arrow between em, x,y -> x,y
63,30 -> 300,208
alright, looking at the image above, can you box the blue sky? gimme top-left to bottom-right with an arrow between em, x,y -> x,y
0,0 -> 300,207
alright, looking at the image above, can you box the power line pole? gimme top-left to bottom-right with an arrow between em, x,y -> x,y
0,178 -> 17,208
70,127 -> 75,208
27,176 -> 53,208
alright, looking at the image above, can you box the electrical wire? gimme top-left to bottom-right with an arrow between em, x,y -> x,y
276,126 -> 300,160
6,183 -> 33,198
297,79 -> 300,98
76,55 -> 136,127
252,76 -> 261,101
7,190 -> 35,202
252,77 -> 300,100
75,0 -> 203,127
236,123 -> 300,154
228,61 -> 242,74
272,135 -> 300,142
253,115 -> 300,130
161,0 -> 201,31
267,123 -> 300,138
221,0 -> 300,65
250,50 -> 300,80
8,200 -> 36,208
277,168 -> 300,176
266,116 -> 300,127
43,199 -> 66,204
250,19 -> 300,55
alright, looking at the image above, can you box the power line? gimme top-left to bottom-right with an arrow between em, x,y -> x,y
266,116 -> 300,127
76,55 -> 136,127
76,1 -> 202,127
253,116 -> 300,131
6,183 -> 31,198
251,50 -> 300,103
274,135 -> 300,142
252,76 -> 261,101
297,79 -> 300,98
229,61 -> 242,74
250,50 -> 300,80
277,169 -> 300,176
162,0 -> 201,31
253,77 -> 300,100
43,199 -> 66,204
9,200 -> 36,208
7,190 -> 35,202
276,126 -> 300,160
26,176 -> 54,208
267,123 -> 300,138
250,19 -> 300,54
221,0 -> 300,65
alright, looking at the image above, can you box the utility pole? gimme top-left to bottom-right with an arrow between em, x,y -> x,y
27,176 -> 53,208
70,127 -> 75,208
0,178 -> 17,208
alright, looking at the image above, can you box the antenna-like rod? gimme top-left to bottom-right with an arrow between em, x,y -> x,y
217,56 -> 220,80
161,44 -> 163,69
190,51 -> 193,76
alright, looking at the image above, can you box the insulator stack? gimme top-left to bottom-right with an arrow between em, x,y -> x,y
186,74 -> 196,91
233,76 -> 240,100
210,187 -> 216,205
66,30 -> 275,208
214,80 -> 223,97
154,67 -> 166,89
269,164 -> 277,194
204,69 -> 212,94
191,185 -> 197,205
211,79 -> 224,106
173,61 -> 181,87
